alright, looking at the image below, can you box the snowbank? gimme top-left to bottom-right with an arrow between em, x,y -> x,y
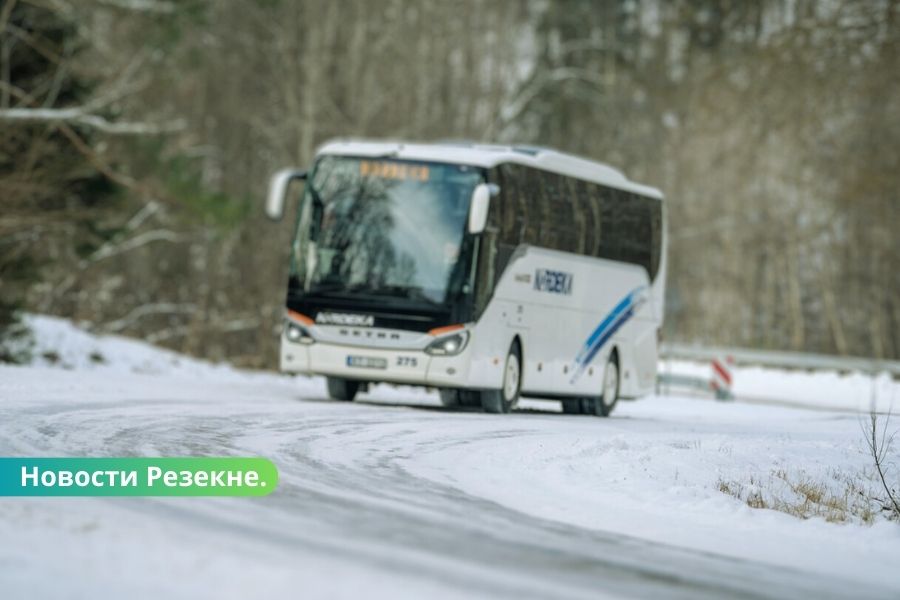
14,314 -> 270,382
660,358 -> 898,413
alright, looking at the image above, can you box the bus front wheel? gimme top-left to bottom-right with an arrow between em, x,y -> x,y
481,342 -> 521,414
326,377 -> 359,402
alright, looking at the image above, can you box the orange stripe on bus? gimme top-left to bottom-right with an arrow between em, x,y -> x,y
428,324 -> 464,336
287,310 -> 314,326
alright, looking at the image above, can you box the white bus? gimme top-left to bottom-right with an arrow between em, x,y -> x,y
266,140 -> 665,416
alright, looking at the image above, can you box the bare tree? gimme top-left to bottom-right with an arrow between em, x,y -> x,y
863,408 -> 900,519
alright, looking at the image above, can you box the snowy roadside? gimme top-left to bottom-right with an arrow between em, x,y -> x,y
1,315 -> 899,596
660,358 -> 898,413
7,314 -> 283,382
400,396 -> 900,591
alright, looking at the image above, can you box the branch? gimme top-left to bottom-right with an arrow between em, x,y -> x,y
95,0 -> 176,13
101,302 -> 197,333
5,23 -> 63,64
57,123 -> 139,188
81,200 -> 162,263
88,229 -> 186,262
41,206 -> 177,311
73,113 -> 186,134
499,67 -> 605,128
865,408 -> 900,517
145,318 -> 262,344
0,106 -> 186,135
0,0 -> 17,35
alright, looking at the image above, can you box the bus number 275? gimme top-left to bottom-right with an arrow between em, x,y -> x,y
396,356 -> 418,367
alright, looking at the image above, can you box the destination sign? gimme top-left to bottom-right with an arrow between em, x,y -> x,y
359,160 -> 430,181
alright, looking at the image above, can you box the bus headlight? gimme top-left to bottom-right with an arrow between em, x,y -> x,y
425,330 -> 469,356
284,321 -> 315,345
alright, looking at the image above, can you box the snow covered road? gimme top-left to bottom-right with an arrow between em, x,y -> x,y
0,317 -> 898,599
1,362 -> 899,599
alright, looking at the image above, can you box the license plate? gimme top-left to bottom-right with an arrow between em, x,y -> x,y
346,355 -> 387,369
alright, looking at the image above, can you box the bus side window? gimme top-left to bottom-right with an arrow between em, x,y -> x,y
596,183 -> 617,261
510,166 -> 528,243
650,201 -> 663,280
539,170 -> 562,251
544,170 -> 571,252
596,189 -> 657,282
490,166 -> 517,285
495,166 -> 515,247
568,176 -> 587,255
579,179 -> 600,257
628,193 -> 656,280
521,167 -> 541,246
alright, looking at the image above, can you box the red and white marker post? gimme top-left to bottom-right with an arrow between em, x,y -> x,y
710,356 -> 734,401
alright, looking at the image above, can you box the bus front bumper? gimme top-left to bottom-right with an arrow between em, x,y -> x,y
280,337 -> 472,388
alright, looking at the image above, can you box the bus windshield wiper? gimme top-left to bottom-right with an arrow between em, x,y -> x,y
307,281 -> 354,295
305,277 -> 442,304
360,285 -> 440,305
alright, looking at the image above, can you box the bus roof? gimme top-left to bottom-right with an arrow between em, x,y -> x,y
315,139 -> 664,200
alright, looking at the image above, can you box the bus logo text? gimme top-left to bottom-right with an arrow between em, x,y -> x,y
534,269 -> 573,295
315,312 -> 375,327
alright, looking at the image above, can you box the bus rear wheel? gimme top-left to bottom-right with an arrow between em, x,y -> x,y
562,354 -> 619,416
482,342 -> 521,414
591,354 -> 619,417
326,377 -> 359,401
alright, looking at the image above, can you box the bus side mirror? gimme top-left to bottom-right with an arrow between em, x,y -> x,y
266,168 -> 307,221
468,183 -> 498,234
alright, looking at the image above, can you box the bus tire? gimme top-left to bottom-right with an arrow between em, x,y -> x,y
593,353 -> 620,417
439,389 -> 461,407
561,399 -> 583,414
442,389 -> 484,408
459,390 -> 483,407
482,341 -> 521,414
326,377 -> 359,402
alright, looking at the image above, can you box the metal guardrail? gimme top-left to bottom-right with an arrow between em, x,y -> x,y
656,373 -> 734,401
660,343 -> 900,377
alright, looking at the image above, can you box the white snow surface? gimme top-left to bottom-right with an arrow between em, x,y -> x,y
1,315 -> 899,599
660,358 -> 898,413
18,314 -> 253,379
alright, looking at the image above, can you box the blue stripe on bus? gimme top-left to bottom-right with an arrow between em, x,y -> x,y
571,287 -> 646,383
573,292 -> 635,365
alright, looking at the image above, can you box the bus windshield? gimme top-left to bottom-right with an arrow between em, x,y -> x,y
290,156 -> 483,305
